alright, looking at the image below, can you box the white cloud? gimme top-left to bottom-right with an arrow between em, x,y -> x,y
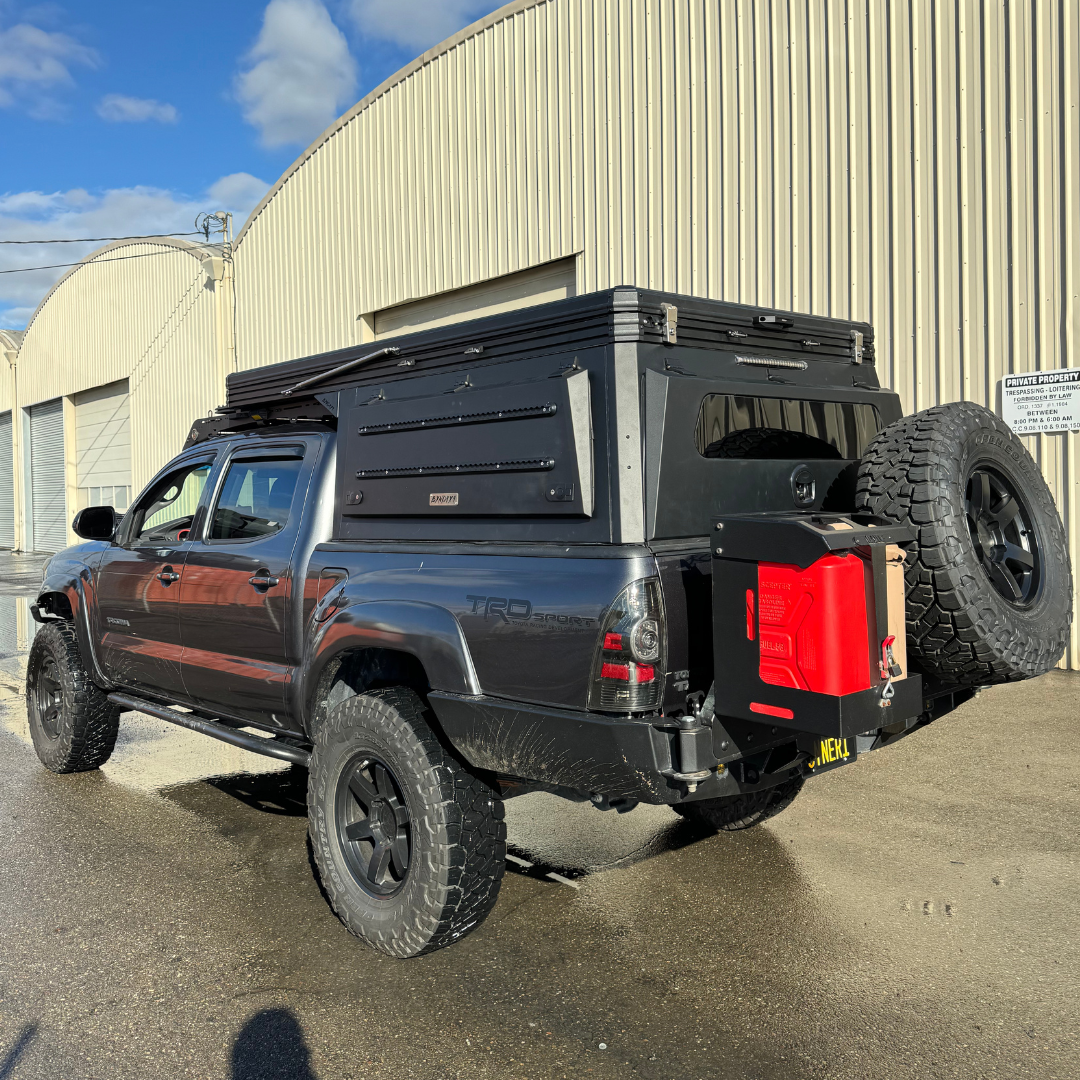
207,173 -> 270,218
96,93 -> 179,124
0,19 -> 98,117
345,0 -> 500,53
0,174 -> 269,329
236,0 -> 357,148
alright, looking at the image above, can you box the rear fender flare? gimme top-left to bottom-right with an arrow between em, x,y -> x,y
302,599 -> 480,727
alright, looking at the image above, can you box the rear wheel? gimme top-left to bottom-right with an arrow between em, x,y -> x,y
856,401 -> 1071,684
26,622 -> 120,773
307,687 -> 506,957
673,776 -> 804,832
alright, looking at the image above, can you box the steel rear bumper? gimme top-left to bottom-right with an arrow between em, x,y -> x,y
428,686 -> 929,806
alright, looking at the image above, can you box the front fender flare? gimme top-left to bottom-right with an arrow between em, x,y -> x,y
302,599 -> 480,721
36,558 -> 111,689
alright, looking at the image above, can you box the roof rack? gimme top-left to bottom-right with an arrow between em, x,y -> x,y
184,402 -> 337,448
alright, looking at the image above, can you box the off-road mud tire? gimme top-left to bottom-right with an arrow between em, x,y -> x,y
307,687 -> 506,958
672,776 -> 804,832
25,621 -> 120,773
855,401 -> 1071,684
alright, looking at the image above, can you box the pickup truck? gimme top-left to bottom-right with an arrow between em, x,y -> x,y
26,288 -> 1072,957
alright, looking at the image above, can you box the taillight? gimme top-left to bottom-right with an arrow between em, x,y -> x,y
588,578 -> 666,712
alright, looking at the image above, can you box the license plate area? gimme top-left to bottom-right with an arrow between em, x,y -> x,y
807,736 -> 856,774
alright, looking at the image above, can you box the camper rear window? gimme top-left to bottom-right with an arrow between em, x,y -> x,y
695,395 -> 882,459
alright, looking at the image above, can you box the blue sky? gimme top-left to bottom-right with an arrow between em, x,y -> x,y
0,0 -> 505,327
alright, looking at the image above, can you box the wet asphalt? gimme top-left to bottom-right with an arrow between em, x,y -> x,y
1,582 -> 1078,1078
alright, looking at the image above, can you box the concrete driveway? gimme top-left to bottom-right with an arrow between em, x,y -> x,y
0,639 -> 1077,1079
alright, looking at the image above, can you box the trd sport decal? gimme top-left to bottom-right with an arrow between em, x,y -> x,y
466,595 -> 596,628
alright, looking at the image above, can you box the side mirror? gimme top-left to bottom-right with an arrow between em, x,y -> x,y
72,505 -> 118,541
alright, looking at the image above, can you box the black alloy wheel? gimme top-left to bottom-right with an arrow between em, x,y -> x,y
308,687 -> 506,956
336,754 -> 412,897
34,653 -> 63,740
965,464 -> 1040,605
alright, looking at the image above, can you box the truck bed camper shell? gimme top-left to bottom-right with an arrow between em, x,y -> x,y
214,287 -> 886,546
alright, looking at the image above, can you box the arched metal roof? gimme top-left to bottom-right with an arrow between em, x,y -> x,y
21,236 -> 221,338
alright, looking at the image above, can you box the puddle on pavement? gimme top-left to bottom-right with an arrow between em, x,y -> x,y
503,792 -> 687,874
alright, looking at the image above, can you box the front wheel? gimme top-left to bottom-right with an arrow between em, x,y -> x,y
26,622 -> 120,773
307,688 -> 506,957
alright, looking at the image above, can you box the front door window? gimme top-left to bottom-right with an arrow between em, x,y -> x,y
132,464 -> 211,544
96,458 -> 214,696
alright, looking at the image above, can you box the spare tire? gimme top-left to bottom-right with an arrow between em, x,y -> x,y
855,401 -> 1071,684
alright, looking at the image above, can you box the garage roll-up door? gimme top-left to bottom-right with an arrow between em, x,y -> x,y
0,411 -> 13,548
29,398 -> 66,553
75,380 -> 131,512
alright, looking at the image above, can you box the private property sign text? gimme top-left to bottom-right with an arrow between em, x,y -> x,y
1001,368 -> 1080,435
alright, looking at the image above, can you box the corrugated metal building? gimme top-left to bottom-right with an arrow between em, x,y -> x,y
9,239 -> 231,550
4,0 -> 1079,660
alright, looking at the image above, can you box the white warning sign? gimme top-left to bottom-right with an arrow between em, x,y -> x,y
1000,368 -> 1080,435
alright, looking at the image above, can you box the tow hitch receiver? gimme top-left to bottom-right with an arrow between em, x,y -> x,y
712,513 -> 923,740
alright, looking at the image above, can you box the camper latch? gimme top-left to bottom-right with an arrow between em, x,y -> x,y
660,303 -> 678,345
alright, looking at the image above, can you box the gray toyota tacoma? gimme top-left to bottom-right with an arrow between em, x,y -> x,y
27,288 -> 1072,956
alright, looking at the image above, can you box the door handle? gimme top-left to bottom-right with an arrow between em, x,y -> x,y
249,571 -> 280,591
157,568 -> 180,585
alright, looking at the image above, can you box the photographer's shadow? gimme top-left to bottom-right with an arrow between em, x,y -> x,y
231,1008 -> 317,1080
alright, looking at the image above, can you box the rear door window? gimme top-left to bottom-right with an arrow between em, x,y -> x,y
696,395 -> 882,459
209,456 -> 303,541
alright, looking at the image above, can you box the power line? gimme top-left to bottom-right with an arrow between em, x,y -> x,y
0,231 -> 206,245
0,249 -> 208,276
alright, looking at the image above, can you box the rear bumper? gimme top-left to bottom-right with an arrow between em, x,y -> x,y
428,692 -> 684,803
428,685 -> 931,805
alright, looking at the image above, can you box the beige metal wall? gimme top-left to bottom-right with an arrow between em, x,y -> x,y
15,239 -> 231,546
233,0 -> 1080,664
